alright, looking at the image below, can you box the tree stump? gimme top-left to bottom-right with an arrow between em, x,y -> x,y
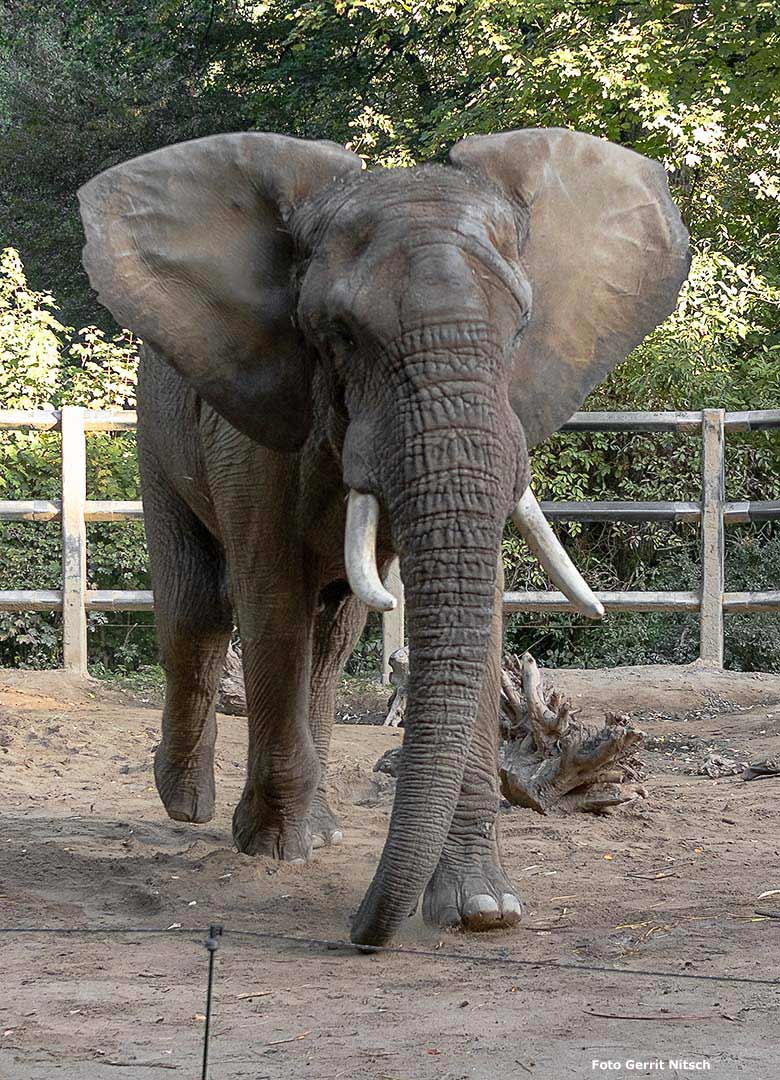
216,639 -> 247,716
383,646 -> 408,728
499,652 -> 646,814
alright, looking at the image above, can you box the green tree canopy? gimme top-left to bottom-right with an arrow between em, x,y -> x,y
1,1 -> 778,406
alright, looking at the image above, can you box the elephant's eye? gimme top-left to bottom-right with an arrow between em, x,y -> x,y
325,322 -> 357,357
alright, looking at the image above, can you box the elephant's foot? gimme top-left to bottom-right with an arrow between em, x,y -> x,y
232,790 -> 312,863
154,744 -> 215,824
422,852 -> 524,932
307,791 -> 343,849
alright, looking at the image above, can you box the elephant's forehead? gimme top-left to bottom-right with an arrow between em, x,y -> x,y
321,166 -> 517,246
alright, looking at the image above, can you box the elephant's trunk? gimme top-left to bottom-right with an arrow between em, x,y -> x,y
350,401 -> 512,946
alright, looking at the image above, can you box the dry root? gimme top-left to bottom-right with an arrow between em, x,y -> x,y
499,653 -> 646,814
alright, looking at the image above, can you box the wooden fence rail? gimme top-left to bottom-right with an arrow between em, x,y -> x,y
2,405 -> 780,677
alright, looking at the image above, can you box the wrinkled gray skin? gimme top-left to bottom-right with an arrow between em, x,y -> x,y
139,168 -> 526,946
79,131 -> 689,946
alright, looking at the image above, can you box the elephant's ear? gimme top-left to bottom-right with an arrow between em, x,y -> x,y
78,133 -> 363,450
449,128 -> 690,448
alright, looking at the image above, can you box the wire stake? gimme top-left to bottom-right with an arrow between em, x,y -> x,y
201,923 -> 223,1080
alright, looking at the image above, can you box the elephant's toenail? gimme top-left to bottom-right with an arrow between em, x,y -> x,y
464,894 -> 499,918
331,830 -> 343,844
501,893 -> 523,917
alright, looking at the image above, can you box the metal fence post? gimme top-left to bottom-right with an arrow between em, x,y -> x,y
381,558 -> 405,684
61,406 -> 88,673
699,408 -> 725,667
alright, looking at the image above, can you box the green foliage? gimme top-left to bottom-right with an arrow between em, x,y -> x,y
345,612 -> 384,676
0,3 -> 779,673
3,2 -> 779,338
90,661 -> 166,702
0,610 -> 60,668
0,247 -> 66,408
0,246 -> 138,408
65,327 -> 137,410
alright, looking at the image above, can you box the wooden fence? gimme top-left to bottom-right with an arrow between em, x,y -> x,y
2,406 -> 780,678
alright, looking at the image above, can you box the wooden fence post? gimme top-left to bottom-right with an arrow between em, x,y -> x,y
61,406 -> 88,673
699,408 -> 725,667
382,558 -> 405,684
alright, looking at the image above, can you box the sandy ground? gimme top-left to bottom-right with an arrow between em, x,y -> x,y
1,663 -> 780,1080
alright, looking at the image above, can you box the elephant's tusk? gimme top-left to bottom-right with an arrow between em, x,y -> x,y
511,487 -> 604,620
345,491 -> 398,613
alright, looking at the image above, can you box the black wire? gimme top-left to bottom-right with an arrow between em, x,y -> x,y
226,928 -> 780,987
1,924 -> 777,988
0,926 -> 207,934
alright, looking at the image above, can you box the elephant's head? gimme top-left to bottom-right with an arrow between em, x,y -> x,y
78,129 -> 689,945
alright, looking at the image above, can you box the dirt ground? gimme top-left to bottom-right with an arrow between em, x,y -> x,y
1,663 -> 780,1080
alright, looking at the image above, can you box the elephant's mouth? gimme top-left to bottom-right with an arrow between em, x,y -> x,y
343,485 -> 603,620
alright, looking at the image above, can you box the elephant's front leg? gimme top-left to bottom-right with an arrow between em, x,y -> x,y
232,590 -> 321,863
422,560 -> 524,931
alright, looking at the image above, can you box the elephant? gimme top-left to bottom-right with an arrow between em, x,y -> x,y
78,127 -> 689,947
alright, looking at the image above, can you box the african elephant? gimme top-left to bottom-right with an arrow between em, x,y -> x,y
78,128 -> 688,946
